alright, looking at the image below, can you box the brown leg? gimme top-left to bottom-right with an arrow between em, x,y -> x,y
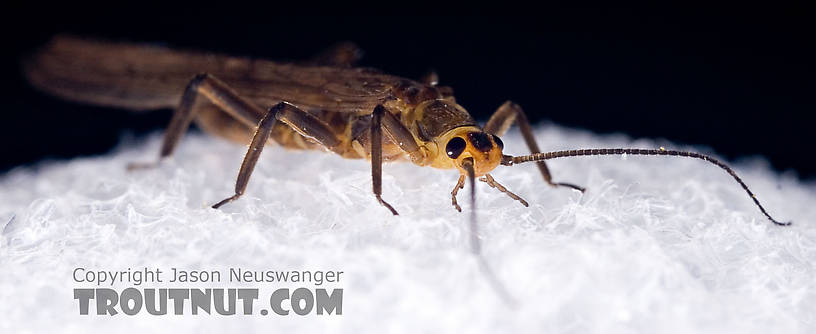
483,101 -> 585,192
378,106 -> 426,165
212,102 -> 345,208
127,73 -> 264,170
450,175 -> 465,212
479,174 -> 529,207
417,71 -> 454,100
370,105 -> 399,215
368,104 -> 430,215
274,104 -> 344,154
212,104 -> 280,208
419,70 -> 439,86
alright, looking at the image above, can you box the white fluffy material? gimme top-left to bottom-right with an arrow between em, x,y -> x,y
1,124 -> 814,333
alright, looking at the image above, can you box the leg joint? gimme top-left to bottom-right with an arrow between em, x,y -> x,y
269,101 -> 289,119
184,73 -> 212,94
502,100 -> 520,110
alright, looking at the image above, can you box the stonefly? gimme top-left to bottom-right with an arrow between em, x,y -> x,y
24,35 -> 789,302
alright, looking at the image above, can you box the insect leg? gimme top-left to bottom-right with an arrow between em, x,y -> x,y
484,101 -> 585,192
419,70 -> 439,86
368,104 -> 430,215
127,73 -> 265,169
370,105 -> 400,215
479,174 -> 529,207
450,175 -> 465,212
212,104 -> 280,208
378,106 -> 427,165
213,102 -> 345,208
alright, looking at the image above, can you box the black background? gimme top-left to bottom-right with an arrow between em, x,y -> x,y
3,7 -> 815,178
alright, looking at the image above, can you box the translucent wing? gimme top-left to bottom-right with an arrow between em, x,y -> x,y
24,35 -> 401,114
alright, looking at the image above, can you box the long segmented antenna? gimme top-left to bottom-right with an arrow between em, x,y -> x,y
502,148 -> 790,226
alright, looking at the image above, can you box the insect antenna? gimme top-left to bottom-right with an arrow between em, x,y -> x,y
462,158 -> 517,306
501,148 -> 791,226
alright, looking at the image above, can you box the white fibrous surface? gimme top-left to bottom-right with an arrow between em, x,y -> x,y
1,124 -> 814,333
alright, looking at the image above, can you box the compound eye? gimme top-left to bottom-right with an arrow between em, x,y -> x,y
467,132 -> 493,152
445,137 -> 467,159
492,134 -> 504,150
